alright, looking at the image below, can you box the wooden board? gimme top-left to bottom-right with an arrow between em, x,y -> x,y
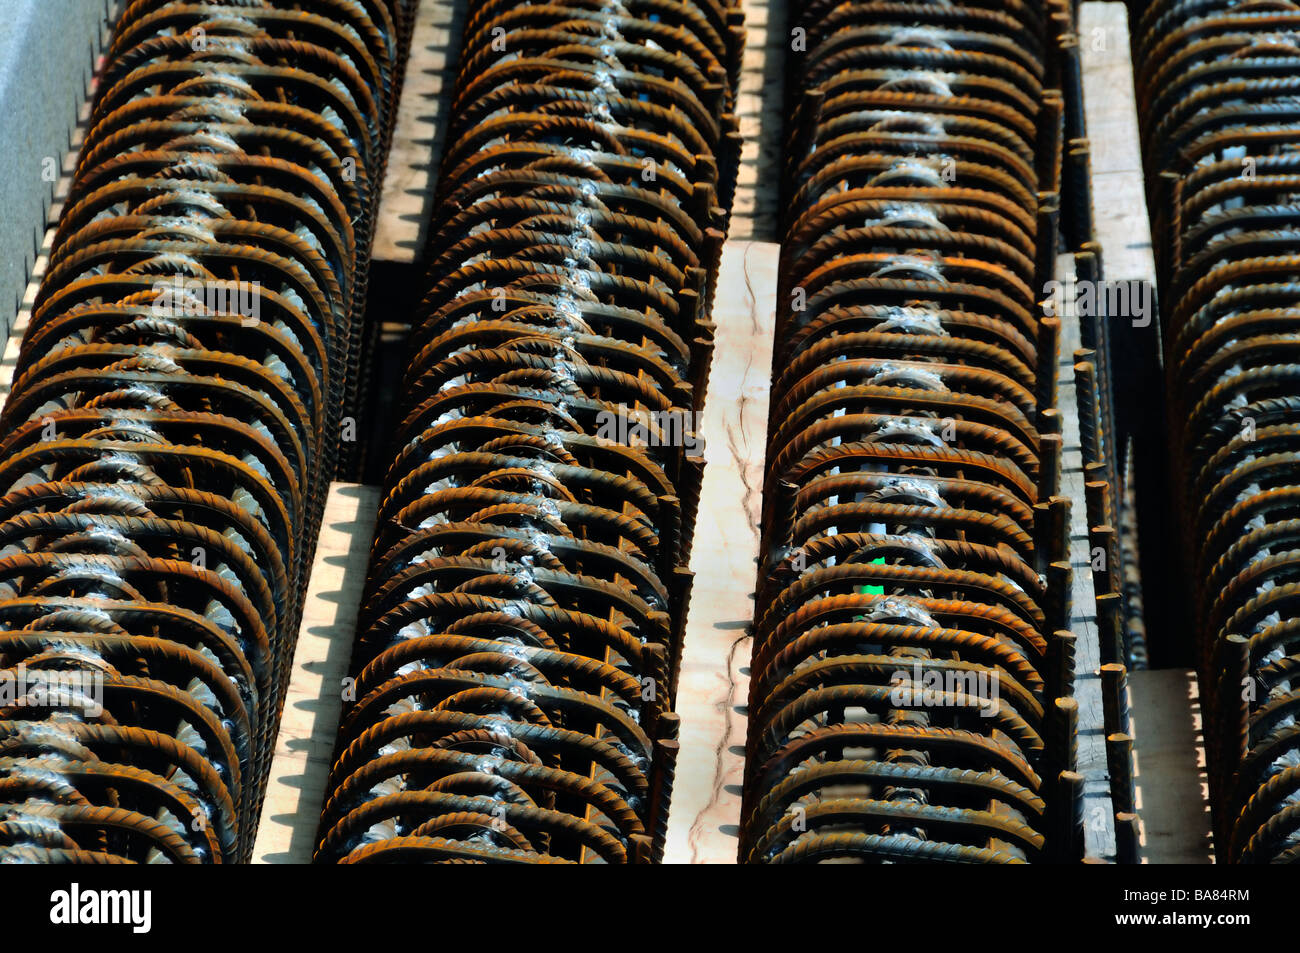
252,484 -> 380,864
664,240 -> 779,864
370,0 -> 464,265
1128,670 -> 1214,863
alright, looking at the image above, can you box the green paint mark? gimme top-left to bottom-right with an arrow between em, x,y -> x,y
860,556 -> 886,596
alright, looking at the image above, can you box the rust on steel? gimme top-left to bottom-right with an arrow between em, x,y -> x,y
739,0 -> 1079,864
0,0 -> 413,864
312,0 -> 744,863
1135,0 -> 1300,864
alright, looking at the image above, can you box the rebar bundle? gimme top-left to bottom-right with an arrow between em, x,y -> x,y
739,0 -> 1079,864
1135,0 -> 1300,864
0,0 -> 411,864
313,0 -> 743,864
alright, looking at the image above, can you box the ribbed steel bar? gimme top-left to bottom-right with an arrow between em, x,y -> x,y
739,0 -> 1075,864
1135,0 -> 1300,864
0,0 -> 412,864
313,0 -> 743,864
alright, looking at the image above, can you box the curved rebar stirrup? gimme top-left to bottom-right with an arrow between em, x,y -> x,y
0,0 -> 414,864
312,0 -> 743,864
1134,0 -> 1300,864
738,0 -> 1073,865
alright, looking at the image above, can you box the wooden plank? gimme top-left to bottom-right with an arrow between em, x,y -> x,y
1079,2 -> 1156,286
1054,251 -> 1118,861
371,0 -> 464,264
1128,670 -> 1214,863
729,0 -> 786,242
252,483 -> 380,864
664,240 -> 779,864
